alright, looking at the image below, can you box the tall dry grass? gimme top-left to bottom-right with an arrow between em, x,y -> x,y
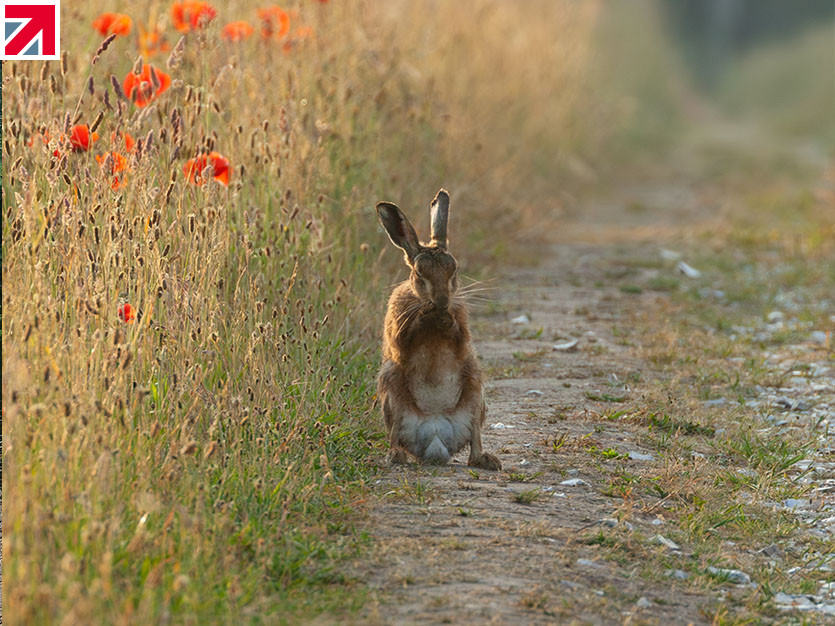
2,1 -> 601,622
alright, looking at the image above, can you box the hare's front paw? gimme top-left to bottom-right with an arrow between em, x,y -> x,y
388,448 -> 409,466
469,452 -> 502,471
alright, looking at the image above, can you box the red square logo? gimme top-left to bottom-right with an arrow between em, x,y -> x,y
2,1 -> 60,60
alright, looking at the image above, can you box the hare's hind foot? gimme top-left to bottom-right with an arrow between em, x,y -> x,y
388,447 -> 410,466
468,452 -> 501,471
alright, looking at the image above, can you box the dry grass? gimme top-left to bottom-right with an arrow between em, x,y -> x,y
2,1 -> 602,623
592,156 -> 835,620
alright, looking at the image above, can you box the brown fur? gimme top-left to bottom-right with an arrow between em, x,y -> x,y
375,190 -> 501,470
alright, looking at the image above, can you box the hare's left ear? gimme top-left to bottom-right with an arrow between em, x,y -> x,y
429,188 -> 450,249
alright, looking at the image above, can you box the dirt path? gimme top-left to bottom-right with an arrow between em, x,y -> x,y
348,158 -> 834,624
351,233 -> 716,624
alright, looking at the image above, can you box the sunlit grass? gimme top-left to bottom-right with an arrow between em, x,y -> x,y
1,1 -> 600,622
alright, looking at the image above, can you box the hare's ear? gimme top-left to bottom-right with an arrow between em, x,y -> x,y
376,201 -> 420,261
429,188 -> 450,249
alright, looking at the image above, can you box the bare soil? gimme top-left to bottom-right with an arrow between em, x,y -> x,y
346,176 -> 727,625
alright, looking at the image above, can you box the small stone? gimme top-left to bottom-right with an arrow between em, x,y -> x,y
759,544 -> 785,559
665,569 -> 689,580
810,330 -> 828,345
767,311 -> 785,323
775,396 -> 795,410
794,400 -> 811,412
511,314 -> 530,325
576,558 -> 601,568
489,422 -> 515,429
773,592 -> 818,610
705,398 -> 728,406
525,389 -> 544,397
628,451 -> 654,461
636,597 -> 652,608
651,534 -> 680,550
782,498 -> 810,510
560,478 -> 589,487
600,518 -> 618,528
651,518 -> 664,526
677,261 -> 702,278
519,459 -> 531,466
552,339 -> 579,352
566,469 -> 580,476
707,566 -> 751,585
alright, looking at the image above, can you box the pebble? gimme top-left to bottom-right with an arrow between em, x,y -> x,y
576,558 -> 601,568
677,261 -> 702,278
511,314 -> 530,324
699,287 -> 726,299
651,518 -> 664,526
759,544 -> 785,559
650,534 -> 680,550
664,569 -> 689,580
525,389 -> 544,397
490,422 -> 515,429
707,566 -> 751,585
628,451 -> 654,461
810,330 -> 829,345
636,597 -> 652,609
767,311 -> 785,323
552,339 -> 579,352
773,591 -> 835,615
560,478 -> 590,487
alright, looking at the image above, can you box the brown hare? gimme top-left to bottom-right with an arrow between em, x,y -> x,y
375,189 -> 501,470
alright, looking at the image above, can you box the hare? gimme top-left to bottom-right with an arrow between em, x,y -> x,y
375,189 -> 501,470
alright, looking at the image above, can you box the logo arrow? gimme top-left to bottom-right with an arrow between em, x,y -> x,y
5,4 -> 55,56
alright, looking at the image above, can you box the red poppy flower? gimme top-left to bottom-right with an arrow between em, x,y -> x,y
118,302 -> 136,323
222,20 -> 255,42
28,131 -> 63,158
69,125 -> 100,152
183,151 -> 231,186
110,131 -> 136,153
123,65 -> 171,108
96,151 -> 130,190
282,25 -> 315,53
139,26 -> 171,58
257,6 -> 290,39
92,13 -> 132,37
171,1 -> 217,32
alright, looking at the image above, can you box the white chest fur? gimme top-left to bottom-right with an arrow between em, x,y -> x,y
407,345 -> 462,414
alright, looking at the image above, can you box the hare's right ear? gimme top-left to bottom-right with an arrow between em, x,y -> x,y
429,188 -> 450,249
376,201 -> 420,261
